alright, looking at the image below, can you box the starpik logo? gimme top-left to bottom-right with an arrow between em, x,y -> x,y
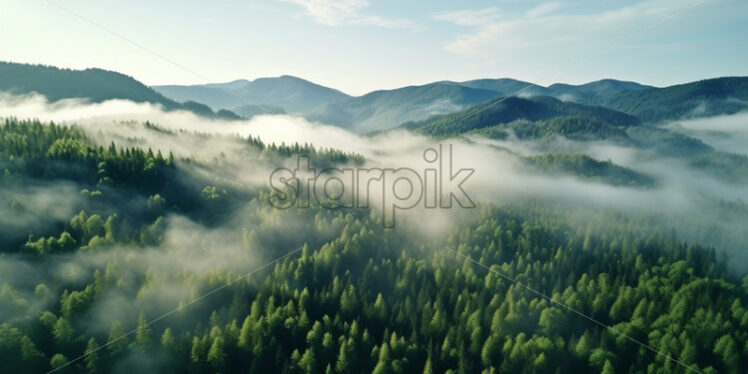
268,144 -> 475,227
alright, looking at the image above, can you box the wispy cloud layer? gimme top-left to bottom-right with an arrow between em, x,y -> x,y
435,0 -> 711,56
525,2 -> 563,18
280,0 -> 414,28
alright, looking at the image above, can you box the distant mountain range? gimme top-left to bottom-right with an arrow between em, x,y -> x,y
155,74 -> 748,133
2,61 -> 748,134
153,77 -> 657,132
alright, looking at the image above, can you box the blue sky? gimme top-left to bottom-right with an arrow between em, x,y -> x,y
2,0 -> 747,95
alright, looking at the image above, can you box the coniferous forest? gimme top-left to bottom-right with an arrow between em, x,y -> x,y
5,0 -> 748,370
1,114 -> 747,374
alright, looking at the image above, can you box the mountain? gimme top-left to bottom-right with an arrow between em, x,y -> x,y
452,78 -> 548,96
154,76 -> 653,132
547,79 -> 653,104
426,77 -> 747,127
0,61 -> 241,120
153,75 -> 350,113
7,61 -> 747,131
0,61 -> 177,107
471,116 -> 634,145
306,83 -> 503,132
601,77 -> 748,122
402,95 -> 639,136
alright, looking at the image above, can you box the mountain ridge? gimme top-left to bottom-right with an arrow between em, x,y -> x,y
0,61 -> 242,120
154,75 -> 350,114
3,61 -> 748,132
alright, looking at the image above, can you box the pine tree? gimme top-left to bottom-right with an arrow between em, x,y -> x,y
340,285 -> 358,315
50,354 -> 69,372
53,317 -> 74,344
335,340 -> 352,374
299,348 -> 317,374
134,311 -> 152,349
207,336 -> 226,370
191,336 -> 205,363
372,342 -> 391,374
160,328 -> 174,350
84,338 -> 99,374
238,315 -> 253,349
107,320 -> 128,355
481,335 -> 499,367
422,357 -> 433,374
601,359 -> 615,374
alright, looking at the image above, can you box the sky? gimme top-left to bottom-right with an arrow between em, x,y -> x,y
1,0 -> 747,95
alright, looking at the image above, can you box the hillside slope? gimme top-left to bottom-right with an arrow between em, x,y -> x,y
306,83 -> 503,132
403,96 -> 640,136
154,75 -> 350,113
0,61 -> 176,107
602,77 -> 748,122
154,76 -> 655,132
0,61 -> 241,120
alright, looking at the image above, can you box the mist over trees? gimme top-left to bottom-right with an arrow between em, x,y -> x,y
0,113 -> 747,374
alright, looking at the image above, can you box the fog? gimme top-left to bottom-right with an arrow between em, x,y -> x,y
1,93 -> 747,344
2,93 -> 746,237
664,112 -> 748,156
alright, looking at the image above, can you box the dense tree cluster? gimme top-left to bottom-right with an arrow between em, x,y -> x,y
0,119 -> 746,373
0,62 -> 242,120
471,116 -> 632,144
602,77 -> 748,123
402,96 -> 639,137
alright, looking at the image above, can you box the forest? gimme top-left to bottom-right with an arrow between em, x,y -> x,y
1,116 -> 747,374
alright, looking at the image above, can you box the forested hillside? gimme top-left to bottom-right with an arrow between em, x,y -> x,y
402,96 -> 639,136
1,118 -> 747,373
0,62 -> 241,120
601,77 -> 748,123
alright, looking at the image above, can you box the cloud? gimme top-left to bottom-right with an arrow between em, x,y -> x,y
279,0 -> 415,28
525,2 -> 562,18
664,112 -> 748,156
435,0 -> 712,57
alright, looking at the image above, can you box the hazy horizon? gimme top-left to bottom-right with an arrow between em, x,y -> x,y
3,0 -> 747,95
5,58 -> 747,98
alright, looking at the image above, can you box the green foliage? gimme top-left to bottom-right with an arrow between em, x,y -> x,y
0,117 -> 746,374
471,116 -> 633,144
403,96 -> 639,136
0,61 -> 242,120
603,77 -> 748,123
49,353 -> 69,372
0,324 -> 45,372
134,312 -> 152,349
9,201 -> 743,373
